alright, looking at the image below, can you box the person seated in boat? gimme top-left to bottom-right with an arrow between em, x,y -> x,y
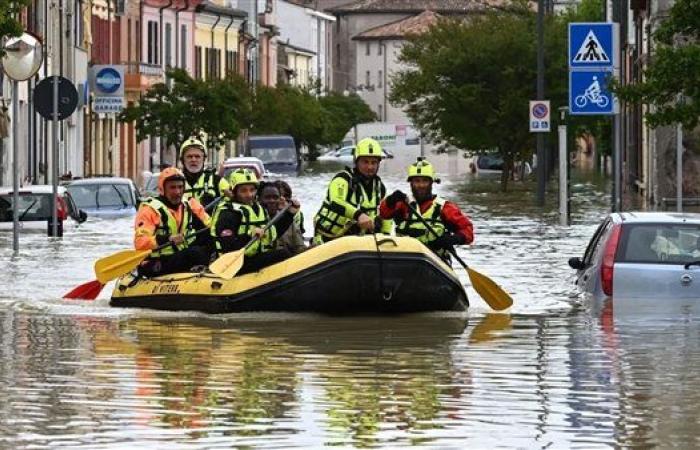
313,138 -> 392,245
134,168 -> 212,277
379,157 -> 474,263
211,168 -> 300,274
276,180 -> 306,237
259,181 -> 307,255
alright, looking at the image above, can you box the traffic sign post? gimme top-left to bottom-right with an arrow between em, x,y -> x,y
529,100 -> 551,132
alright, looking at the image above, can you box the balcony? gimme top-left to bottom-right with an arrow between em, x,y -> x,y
123,62 -> 164,92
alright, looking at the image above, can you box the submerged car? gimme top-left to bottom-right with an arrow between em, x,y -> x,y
66,177 -> 139,218
569,212 -> 700,302
219,157 -> 267,180
317,145 -> 394,163
0,185 -> 86,233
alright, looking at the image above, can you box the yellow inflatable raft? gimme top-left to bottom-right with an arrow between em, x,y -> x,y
110,235 -> 469,314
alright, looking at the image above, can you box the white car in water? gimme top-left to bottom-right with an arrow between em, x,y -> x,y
317,145 -> 394,164
0,185 -> 86,233
569,212 -> 700,309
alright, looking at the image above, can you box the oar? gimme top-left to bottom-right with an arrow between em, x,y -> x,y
209,205 -> 292,279
64,197 -> 223,300
406,203 -> 513,311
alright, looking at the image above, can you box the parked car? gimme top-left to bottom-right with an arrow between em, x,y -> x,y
0,185 -> 86,233
218,157 -> 267,180
247,135 -> 300,173
569,212 -> 700,302
317,145 -> 394,164
66,177 -> 140,218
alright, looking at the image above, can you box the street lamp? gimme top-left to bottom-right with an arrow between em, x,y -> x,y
2,33 -> 44,253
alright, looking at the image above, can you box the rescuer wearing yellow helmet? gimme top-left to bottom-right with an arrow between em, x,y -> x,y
134,167 -> 212,276
179,137 -> 228,206
379,157 -> 474,262
313,138 -> 392,244
210,168 -> 301,274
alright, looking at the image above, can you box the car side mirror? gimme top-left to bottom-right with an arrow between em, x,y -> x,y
78,209 -> 88,223
568,257 -> 585,270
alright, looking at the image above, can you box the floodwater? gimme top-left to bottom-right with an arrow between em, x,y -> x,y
2,149 -> 700,448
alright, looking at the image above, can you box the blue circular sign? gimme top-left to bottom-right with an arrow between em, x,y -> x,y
95,67 -> 121,94
533,103 -> 549,119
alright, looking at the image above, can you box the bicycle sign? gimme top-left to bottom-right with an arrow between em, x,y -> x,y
569,70 -> 615,115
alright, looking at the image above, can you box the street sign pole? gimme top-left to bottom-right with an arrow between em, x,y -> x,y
536,0 -> 545,207
558,108 -> 568,226
12,80 -> 19,252
52,76 -> 59,237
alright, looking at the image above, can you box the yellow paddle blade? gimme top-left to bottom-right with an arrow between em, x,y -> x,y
94,249 -> 151,284
209,249 -> 246,279
467,267 -> 513,311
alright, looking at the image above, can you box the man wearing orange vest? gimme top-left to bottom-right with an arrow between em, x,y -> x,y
134,168 -> 212,276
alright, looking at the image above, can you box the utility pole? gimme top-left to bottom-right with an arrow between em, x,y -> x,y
536,0 -> 546,206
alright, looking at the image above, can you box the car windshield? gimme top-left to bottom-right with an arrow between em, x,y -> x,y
0,193 -> 52,222
250,147 -> 296,164
67,184 -> 134,209
619,223 -> 700,264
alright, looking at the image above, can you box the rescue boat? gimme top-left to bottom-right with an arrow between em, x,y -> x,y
110,235 -> 469,314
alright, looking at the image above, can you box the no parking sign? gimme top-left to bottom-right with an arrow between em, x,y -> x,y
529,100 -> 550,133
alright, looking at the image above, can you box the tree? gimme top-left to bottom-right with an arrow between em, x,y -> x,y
613,0 -> 700,128
390,6 -> 544,190
0,0 -> 27,57
120,69 -> 251,150
319,92 -> 376,150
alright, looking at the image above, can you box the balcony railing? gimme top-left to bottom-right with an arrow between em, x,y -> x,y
123,62 -> 164,77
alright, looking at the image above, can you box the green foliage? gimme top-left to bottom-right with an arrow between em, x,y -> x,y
319,92 -> 376,147
390,0 -> 611,188
0,0 -> 27,56
120,69 -> 251,150
613,0 -> 700,128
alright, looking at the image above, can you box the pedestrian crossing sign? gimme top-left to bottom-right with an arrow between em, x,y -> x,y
569,23 -> 618,69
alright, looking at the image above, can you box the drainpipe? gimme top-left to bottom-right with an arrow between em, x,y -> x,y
159,0 -> 174,166
159,0 -> 174,70
175,0 -> 190,69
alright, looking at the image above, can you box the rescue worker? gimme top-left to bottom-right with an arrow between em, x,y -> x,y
259,181 -> 307,255
179,137 -> 226,206
134,168 -> 212,276
179,137 -> 227,250
379,158 -> 474,263
313,138 -> 392,244
211,168 -> 300,274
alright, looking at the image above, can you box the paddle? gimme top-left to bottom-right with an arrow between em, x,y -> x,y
209,205 -> 292,279
64,196 -> 223,300
405,203 -> 513,311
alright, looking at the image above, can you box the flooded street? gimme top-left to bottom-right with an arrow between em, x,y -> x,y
2,151 -> 699,448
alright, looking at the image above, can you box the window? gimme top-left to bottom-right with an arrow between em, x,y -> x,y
366,42 -> 371,56
195,46 -> 202,79
127,18 -> 132,61
619,224 -> 700,264
180,25 -> 187,68
165,23 -> 172,68
378,42 -> 383,55
147,21 -> 159,64
378,70 -> 383,88
365,70 -> 370,86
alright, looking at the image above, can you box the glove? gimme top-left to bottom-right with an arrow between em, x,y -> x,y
430,234 -> 463,250
386,190 -> 408,208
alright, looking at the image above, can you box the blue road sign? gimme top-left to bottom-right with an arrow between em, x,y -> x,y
569,70 -> 616,115
95,67 -> 122,94
569,23 -> 618,69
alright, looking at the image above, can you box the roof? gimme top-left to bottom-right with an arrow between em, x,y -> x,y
0,185 -> 67,194
614,212 -> 700,225
194,1 -> 247,19
67,177 -> 135,186
329,0 -> 504,14
353,10 -> 440,40
281,42 -> 317,55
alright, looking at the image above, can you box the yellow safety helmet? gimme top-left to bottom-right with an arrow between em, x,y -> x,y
157,167 -> 186,194
228,168 -> 259,191
179,137 -> 207,159
354,138 -> 386,160
407,157 -> 439,183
